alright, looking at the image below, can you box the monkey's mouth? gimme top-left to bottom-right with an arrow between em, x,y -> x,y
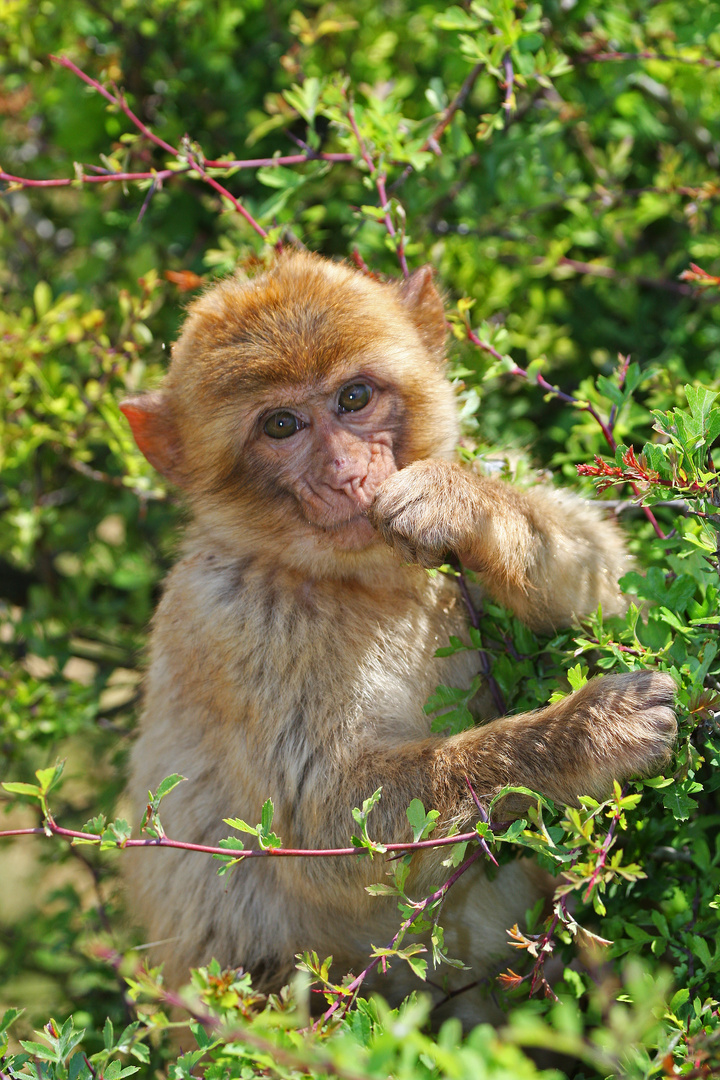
292,450 -> 397,548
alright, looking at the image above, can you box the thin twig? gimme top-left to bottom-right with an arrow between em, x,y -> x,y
502,53 -> 515,126
451,559 -> 506,715
464,777 -> 499,867
0,819 -> 487,857
346,99 -> 409,276
50,55 -> 178,155
582,793 -> 624,902
467,329 -> 666,539
390,62 -> 484,193
204,150 -> 355,169
48,55 -> 270,240
316,845 -> 486,1027
579,50 -> 720,70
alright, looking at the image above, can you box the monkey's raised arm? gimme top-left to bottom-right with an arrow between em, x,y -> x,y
369,459 -> 629,632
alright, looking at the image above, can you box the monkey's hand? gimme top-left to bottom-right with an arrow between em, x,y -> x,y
368,460 -> 480,569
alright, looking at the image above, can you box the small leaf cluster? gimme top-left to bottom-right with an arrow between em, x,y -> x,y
1,1011 -> 148,1080
217,798 -> 283,874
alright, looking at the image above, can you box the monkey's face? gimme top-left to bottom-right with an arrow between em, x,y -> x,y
245,373 -> 400,549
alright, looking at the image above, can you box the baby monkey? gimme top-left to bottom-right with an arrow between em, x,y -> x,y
121,252 -> 676,1022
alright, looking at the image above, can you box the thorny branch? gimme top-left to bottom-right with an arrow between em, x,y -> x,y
345,99 -> 409,278
316,844 -> 487,1027
51,55 -> 269,239
0,817 -> 491,859
467,330 -> 666,538
0,55 -> 351,238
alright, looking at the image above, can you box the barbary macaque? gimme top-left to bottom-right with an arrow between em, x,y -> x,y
121,252 -> 676,1022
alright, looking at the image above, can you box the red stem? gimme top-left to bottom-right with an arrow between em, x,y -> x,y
0,168 -> 176,187
0,821 -> 484,857
468,330 -> 666,539
376,173 -> 409,278
50,55 -> 177,155
583,801 -> 623,901
316,845 -> 486,1027
48,55 -> 269,240
204,152 -> 355,168
346,101 -> 409,277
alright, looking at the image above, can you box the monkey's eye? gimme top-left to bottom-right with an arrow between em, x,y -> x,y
264,411 -> 301,439
338,383 -> 372,413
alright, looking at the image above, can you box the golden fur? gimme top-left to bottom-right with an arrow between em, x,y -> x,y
121,253 -> 676,1022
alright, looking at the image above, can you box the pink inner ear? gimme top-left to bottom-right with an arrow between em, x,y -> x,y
119,395 -> 182,481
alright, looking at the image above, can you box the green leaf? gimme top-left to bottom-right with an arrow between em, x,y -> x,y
283,77 -> 322,123
35,760 -> 65,794
663,784 -> 702,821
406,798 -> 439,842
34,281 -> 52,318
103,1062 -> 140,1079
685,383 -> 718,425
404,953 -> 428,980
497,819 -> 527,841
567,663 -> 588,691
154,774 -> 186,801
1,782 -> 42,798
596,374 -> 625,407
217,836 -> 245,851
669,987 -> 690,1013
68,1052 -> 93,1080
103,1016 -> 114,1050
433,7 -> 480,30
20,1039 -> 58,1059
223,817 -> 258,835
101,819 -> 132,847
690,935 -> 713,970
0,1007 -> 22,1036
260,798 -> 274,835
365,882 -> 399,896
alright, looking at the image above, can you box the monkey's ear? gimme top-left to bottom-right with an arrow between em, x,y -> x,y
397,266 -> 447,360
119,392 -> 184,484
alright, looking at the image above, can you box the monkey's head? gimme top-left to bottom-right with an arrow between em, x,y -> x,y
121,252 -> 459,572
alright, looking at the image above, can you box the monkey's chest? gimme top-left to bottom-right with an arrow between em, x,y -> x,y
227,570 -> 483,742
153,558 -> 485,749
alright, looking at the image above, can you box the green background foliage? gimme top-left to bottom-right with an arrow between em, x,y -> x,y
1,0 -> 719,1076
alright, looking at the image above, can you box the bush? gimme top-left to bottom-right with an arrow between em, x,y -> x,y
1,1 -> 719,1076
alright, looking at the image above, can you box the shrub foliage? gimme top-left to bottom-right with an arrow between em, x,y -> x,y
1,1 -> 719,1077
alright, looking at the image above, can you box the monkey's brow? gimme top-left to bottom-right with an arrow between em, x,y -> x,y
252,371 -> 378,407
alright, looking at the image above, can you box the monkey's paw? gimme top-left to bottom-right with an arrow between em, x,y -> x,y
558,670 -> 678,794
368,460 -> 476,568
490,670 -> 678,818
